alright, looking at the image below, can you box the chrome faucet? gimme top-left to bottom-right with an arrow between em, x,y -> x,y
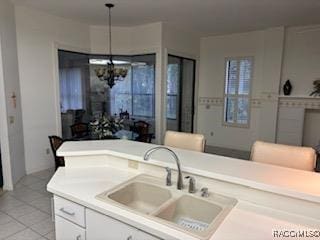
185,176 -> 196,193
143,146 -> 184,190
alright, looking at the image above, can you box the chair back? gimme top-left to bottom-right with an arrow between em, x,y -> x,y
132,121 -> 152,143
48,136 -> 65,170
250,141 -> 316,171
75,109 -> 86,123
70,122 -> 89,138
164,131 -> 206,152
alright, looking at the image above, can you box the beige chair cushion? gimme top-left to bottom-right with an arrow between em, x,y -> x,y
164,131 -> 205,152
250,141 -> 316,171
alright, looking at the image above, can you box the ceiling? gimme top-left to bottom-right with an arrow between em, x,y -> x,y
13,0 -> 320,36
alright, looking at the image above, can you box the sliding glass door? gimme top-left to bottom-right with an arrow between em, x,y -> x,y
166,55 -> 196,133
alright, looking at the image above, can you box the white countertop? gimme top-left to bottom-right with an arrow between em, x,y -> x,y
57,140 -> 320,203
48,167 -> 320,240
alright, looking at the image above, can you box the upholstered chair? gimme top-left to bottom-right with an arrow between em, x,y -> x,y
250,141 -> 316,171
164,131 -> 206,152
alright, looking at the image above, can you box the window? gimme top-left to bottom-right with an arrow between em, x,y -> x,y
167,63 -> 180,120
110,67 -> 132,115
132,63 -> 155,117
110,54 -> 155,118
223,57 -> 253,126
60,68 -> 83,112
58,50 -> 156,140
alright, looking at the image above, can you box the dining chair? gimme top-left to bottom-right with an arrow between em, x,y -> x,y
250,141 -> 316,171
70,122 -> 89,139
164,131 -> 206,152
132,120 -> 152,143
48,136 -> 65,170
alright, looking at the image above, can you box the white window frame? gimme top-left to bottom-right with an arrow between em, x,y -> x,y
223,56 -> 253,128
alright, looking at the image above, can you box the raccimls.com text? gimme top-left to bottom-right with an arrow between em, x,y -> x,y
273,230 -> 320,238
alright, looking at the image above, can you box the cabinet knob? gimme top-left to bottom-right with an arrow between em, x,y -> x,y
127,236 -> 133,240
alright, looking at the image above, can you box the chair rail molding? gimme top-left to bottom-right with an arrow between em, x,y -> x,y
279,96 -> 320,109
198,97 -> 262,108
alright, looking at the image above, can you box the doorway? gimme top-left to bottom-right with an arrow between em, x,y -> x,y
166,55 -> 196,133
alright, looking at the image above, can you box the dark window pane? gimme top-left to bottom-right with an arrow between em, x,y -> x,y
132,65 -> 155,94
111,93 -> 132,115
225,60 -> 238,95
239,59 -> 252,95
167,64 -> 179,94
133,94 -> 154,117
111,68 -> 132,94
167,95 -> 177,119
237,97 -> 249,124
225,97 -> 236,123
110,68 -> 132,115
59,68 -> 83,112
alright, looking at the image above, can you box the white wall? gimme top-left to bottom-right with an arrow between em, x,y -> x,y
15,6 -> 91,174
90,26 -> 132,55
162,23 -> 200,58
258,27 -> 285,142
197,28 -> 284,151
90,22 -> 162,55
282,25 -> 320,95
0,0 -> 26,188
275,25 -> 320,147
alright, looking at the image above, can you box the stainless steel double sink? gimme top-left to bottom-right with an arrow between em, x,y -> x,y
96,174 -> 237,239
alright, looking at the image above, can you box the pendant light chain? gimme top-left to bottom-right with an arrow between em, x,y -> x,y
108,5 -> 112,60
95,3 -> 127,88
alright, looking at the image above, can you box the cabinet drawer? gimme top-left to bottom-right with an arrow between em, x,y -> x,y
55,215 -> 85,240
54,196 -> 85,227
86,209 -> 162,240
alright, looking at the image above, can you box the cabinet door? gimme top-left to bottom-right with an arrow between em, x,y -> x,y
86,209 -> 136,240
55,215 -> 85,240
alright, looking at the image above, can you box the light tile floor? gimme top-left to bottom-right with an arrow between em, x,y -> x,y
0,169 -> 55,240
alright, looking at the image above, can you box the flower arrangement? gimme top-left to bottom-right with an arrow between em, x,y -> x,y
90,115 -> 124,139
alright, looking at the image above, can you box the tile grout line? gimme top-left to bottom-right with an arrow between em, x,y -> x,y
0,169 -> 55,240
2,193 -> 53,239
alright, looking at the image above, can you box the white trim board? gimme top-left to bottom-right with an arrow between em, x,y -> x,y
0,36 -> 13,190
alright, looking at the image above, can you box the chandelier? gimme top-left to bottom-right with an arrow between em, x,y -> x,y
95,3 -> 128,88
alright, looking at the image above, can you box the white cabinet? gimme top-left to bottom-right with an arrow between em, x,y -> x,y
53,196 -> 162,240
135,229 -> 161,240
86,209 -> 161,240
54,195 -> 85,227
55,215 -> 86,240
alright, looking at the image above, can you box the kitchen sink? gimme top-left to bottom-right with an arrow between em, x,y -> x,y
154,195 -> 231,238
107,182 -> 172,214
96,174 -> 237,239
155,195 -> 222,228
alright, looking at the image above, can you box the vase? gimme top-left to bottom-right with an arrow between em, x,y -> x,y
283,80 -> 292,96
